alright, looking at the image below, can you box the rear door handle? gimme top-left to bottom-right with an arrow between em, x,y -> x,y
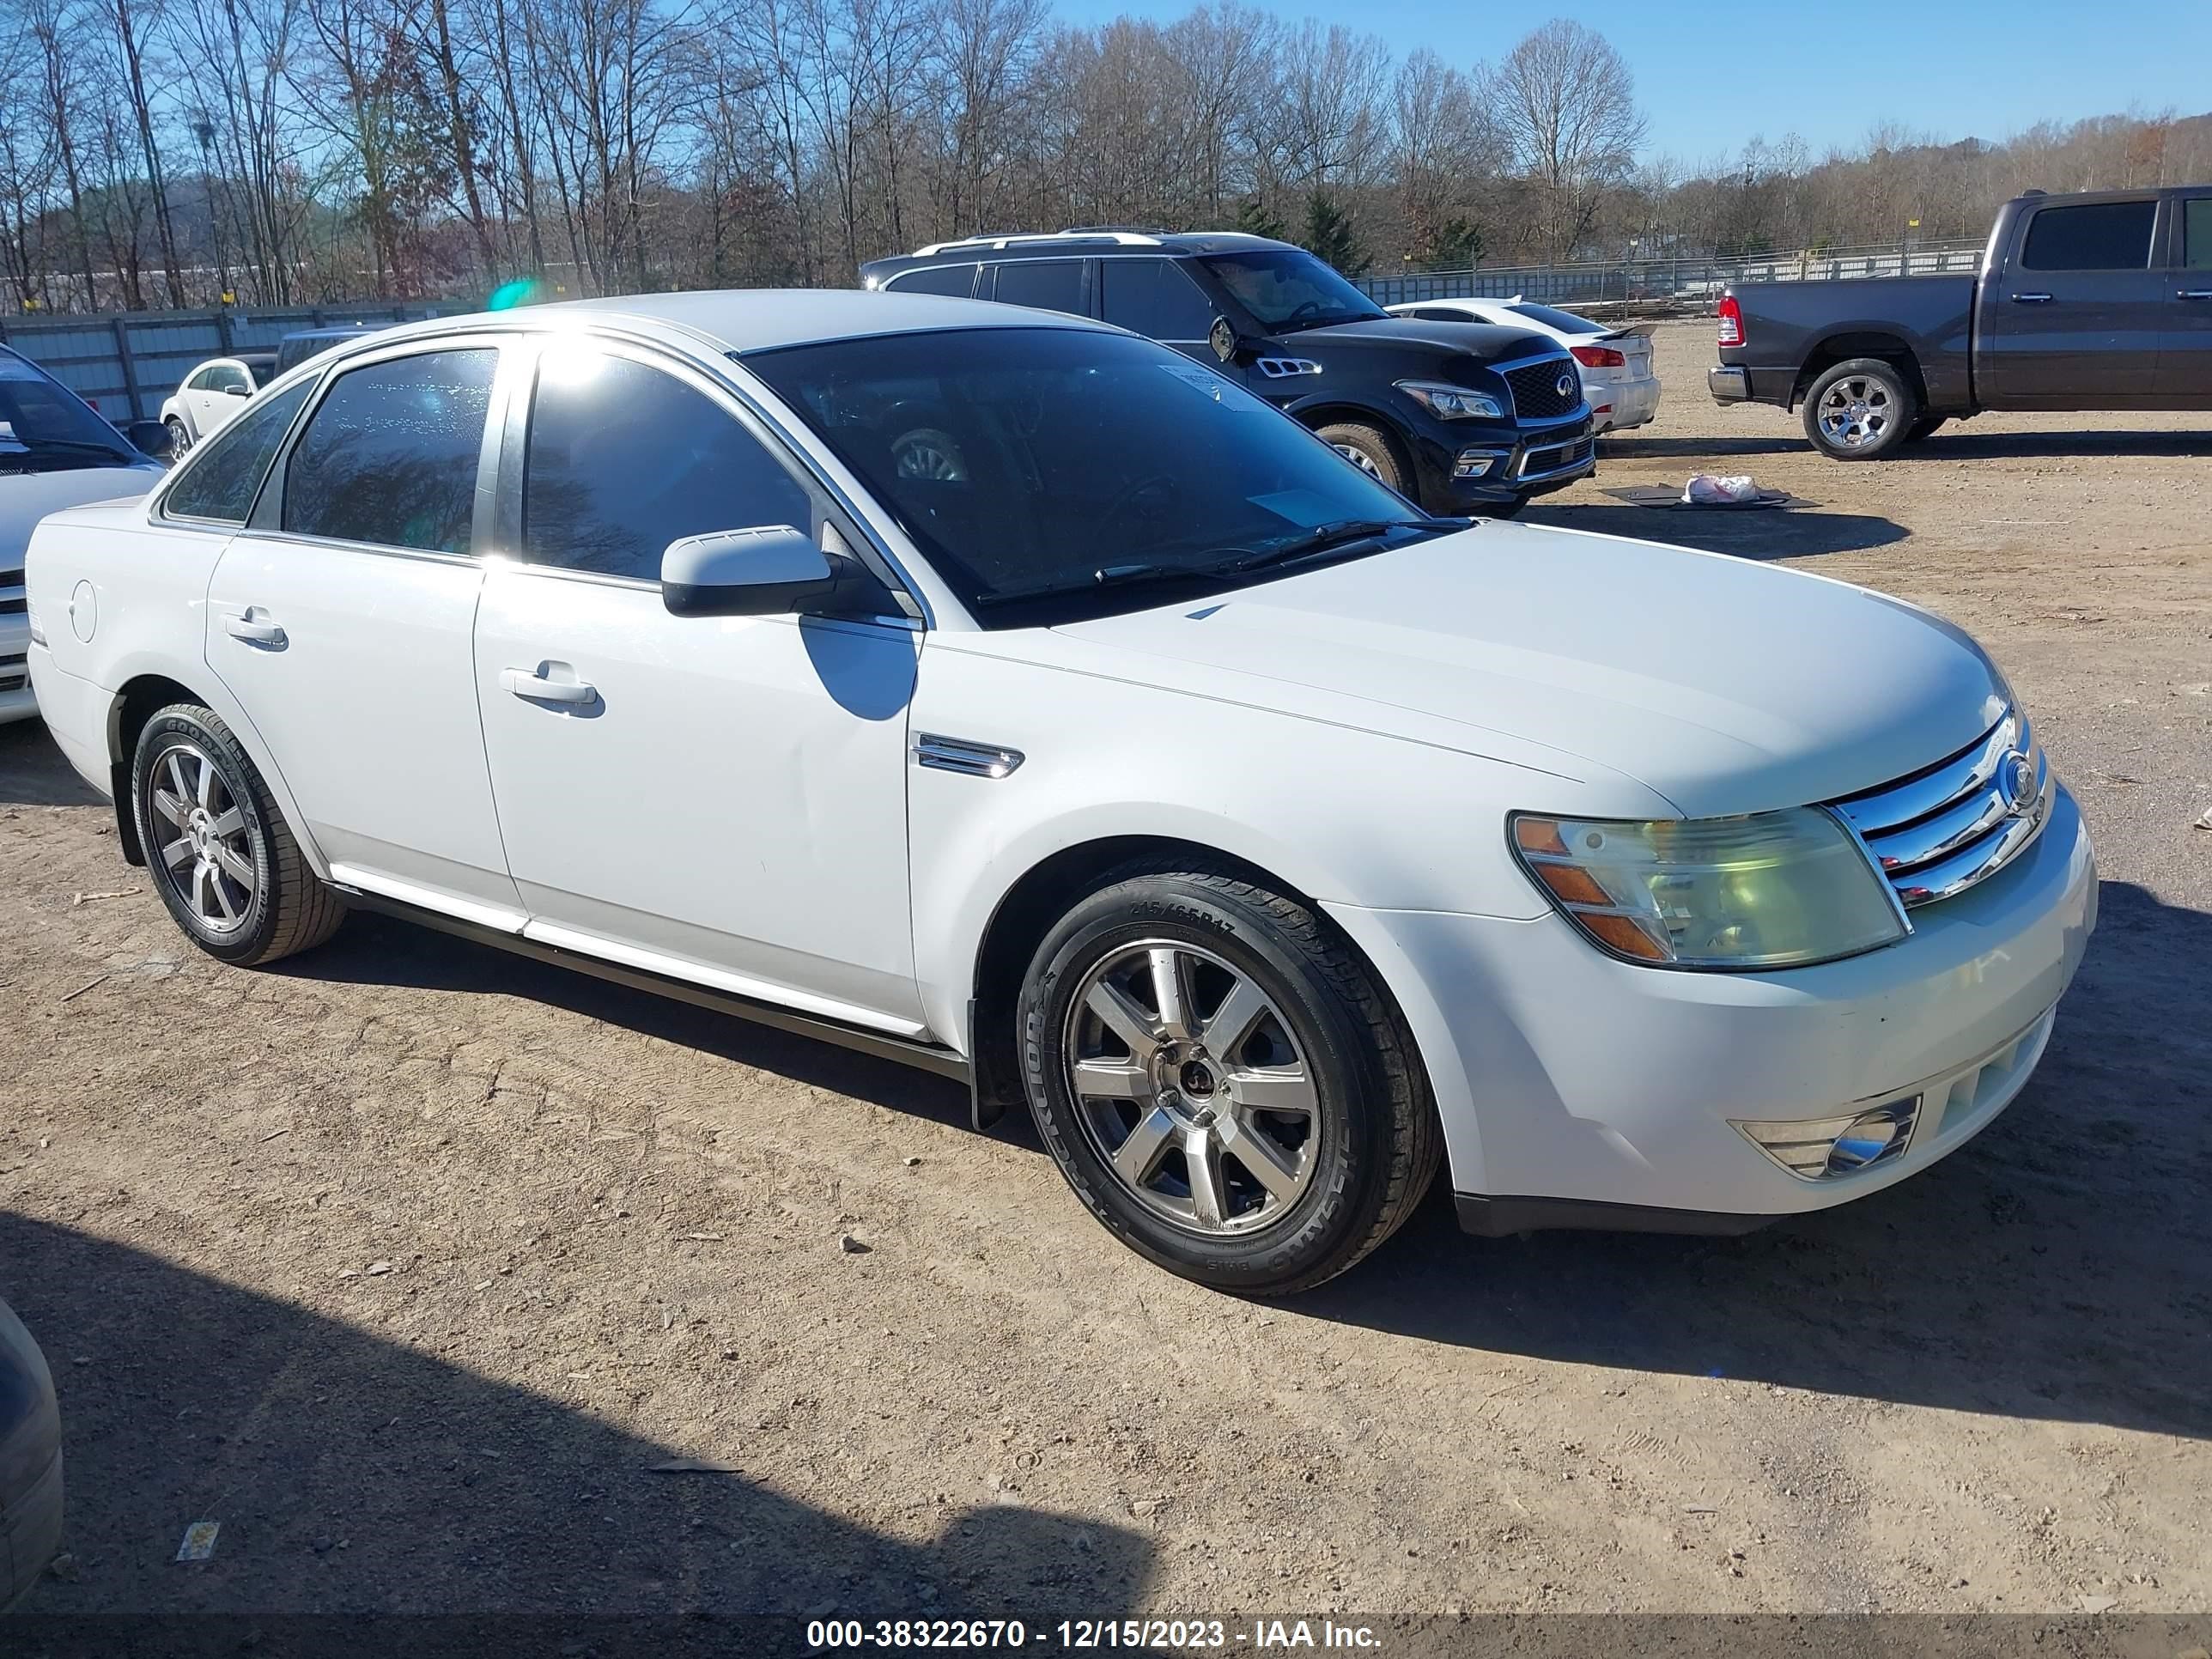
221,609 -> 286,647
500,665 -> 596,705
2179,289 -> 2212,301
2008,292 -> 2053,304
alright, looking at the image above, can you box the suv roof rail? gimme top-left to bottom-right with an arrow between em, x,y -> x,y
908,229 -> 1164,257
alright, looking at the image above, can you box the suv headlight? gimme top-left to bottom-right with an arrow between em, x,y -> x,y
1510,810 -> 1907,969
1395,380 -> 1504,421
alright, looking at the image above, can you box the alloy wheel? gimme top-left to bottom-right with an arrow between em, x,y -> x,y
1334,442 -> 1384,478
1063,940 -> 1321,1237
1815,376 -> 1895,450
147,741 -> 258,935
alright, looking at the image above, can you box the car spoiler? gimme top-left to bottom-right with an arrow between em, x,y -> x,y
1599,322 -> 1658,342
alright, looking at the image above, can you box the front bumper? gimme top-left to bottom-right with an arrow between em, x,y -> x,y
1414,416 -> 1595,509
1326,783 -> 2097,1230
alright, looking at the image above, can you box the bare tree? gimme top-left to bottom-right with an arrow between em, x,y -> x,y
1480,18 -> 1645,261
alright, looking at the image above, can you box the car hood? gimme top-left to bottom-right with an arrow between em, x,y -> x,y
1049,522 -> 2008,817
1283,316 -> 1561,366
0,465 -> 161,566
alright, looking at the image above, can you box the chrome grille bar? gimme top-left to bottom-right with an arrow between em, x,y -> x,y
1832,708 -> 2052,908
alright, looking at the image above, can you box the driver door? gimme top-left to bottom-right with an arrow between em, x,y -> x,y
471,337 -> 926,1030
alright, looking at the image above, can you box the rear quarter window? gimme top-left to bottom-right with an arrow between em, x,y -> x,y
161,379 -> 315,525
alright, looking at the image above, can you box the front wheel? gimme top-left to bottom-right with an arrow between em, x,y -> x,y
1316,421 -> 1410,496
1802,357 -> 1919,460
132,702 -> 346,965
1018,863 -> 1440,1295
165,416 -> 191,458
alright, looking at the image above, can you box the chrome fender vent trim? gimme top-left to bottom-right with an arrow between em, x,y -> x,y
915,733 -> 1025,779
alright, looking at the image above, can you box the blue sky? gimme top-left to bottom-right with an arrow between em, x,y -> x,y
1049,0 -> 2212,164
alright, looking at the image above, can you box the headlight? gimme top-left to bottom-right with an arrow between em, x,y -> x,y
1509,809 -> 1907,969
1395,380 -> 1504,421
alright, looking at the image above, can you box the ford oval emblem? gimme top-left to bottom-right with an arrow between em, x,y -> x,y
1996,750 -> 2038,817
1556,372 -> 1576,399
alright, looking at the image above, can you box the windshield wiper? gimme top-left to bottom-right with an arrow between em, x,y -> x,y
971,562 -> 1217,610
1224,517 -> 1455,575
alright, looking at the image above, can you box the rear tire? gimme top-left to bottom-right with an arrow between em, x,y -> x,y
1018,860 -> 1440,1295
132,703 -> 345,966
1801,357 -> 1918,460
165,416 -> 191,457
1316,421 -> 1411,496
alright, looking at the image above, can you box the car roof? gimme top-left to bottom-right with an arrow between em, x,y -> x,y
345,289 -> 1115,359
859,231 -> 1294,287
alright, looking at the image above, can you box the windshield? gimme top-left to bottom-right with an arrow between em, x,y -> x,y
1507,302 -> 1605,335
1197,250 -> 1386,331
745,327 -> 1437,622
0,349 -> 135,466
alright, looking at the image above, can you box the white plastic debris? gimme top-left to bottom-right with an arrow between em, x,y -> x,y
1682,473 -> 1763,505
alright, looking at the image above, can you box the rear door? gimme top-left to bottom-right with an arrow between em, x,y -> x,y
1981,196 -> 2164,406
2155,191 -> 2212,404
1097,257 -> 1220,362
984,258 -> 1093,318
204,339 -> 524,921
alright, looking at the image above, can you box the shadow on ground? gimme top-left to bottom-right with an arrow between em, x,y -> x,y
1522,500 -> 1910,559
0,723 -> 104,808
0,1215 -> 1151,1635
1297,880 -> 2212,1443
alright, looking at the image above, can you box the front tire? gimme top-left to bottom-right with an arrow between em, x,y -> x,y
1018,862 -> 1440,1295
132,703 -> 345,965
1316,421 -> 1411,496
1802,357 -> 1918,460
165,416 -> 191,458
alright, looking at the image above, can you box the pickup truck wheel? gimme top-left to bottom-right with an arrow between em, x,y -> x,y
1802,358 -> 1918,460
131,703 -> 345,966
1018,863 -> 1440,1295
1316,422 -> 1409,495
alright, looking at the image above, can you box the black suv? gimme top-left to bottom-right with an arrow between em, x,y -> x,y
860,230 -> 1594,514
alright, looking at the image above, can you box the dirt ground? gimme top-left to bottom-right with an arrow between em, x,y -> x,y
3,319 -> 2209,1639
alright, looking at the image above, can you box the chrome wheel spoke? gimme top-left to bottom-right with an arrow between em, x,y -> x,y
190,861 -> 216,919
1183,1128 -> 1229,1228
1085,978 -> 1158,1060
193,753 -> 217,810
1201,977 -> 1269,1063
1220,1112 -> 1304,1203
153,788 -> 191,830
1148,947 -> 1194,1042
150,740 -> 258,937
1071,1057 -> 1148,1100
163,753 -> 192,810
160,835 -> 195,871
209,870 -> 243,924
1113,1106 -> 1177,1186
212,840 -> 256,890
1225,1064 -> 1317,1116
209,807 -> 245,838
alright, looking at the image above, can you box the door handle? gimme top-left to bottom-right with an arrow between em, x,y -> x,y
2179,289 -> 2212,301
500,665 -> 596,705
2008,292 -> 2053,304
222,610 -> 286,647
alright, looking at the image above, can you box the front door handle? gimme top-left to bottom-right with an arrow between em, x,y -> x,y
222,609 -> 286,647
2008,292 -> 2053,304
500,665 -> 597,706
2179,289 -> 2212,301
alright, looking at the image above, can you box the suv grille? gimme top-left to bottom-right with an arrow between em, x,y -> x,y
1502,356 -> 1582,421
1,567 -> 24,617
1832,708 -> 2051,909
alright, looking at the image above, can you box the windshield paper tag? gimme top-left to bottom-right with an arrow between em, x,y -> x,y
1158,363 -> 1229,402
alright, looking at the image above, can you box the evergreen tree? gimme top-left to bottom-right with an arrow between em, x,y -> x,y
1234,197 -> 1288,241
1300,191 -> 1370,276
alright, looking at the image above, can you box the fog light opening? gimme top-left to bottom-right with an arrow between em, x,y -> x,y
1732,1097 -> 1922,1181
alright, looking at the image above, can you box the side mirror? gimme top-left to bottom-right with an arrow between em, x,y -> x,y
222,383 -> 251,398
124,418 -> 174,460
1208,316 -> 1241,364
661,525 -> 839,617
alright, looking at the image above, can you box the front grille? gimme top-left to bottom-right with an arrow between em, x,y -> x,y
0,653 -> 27,693
1516,434 -> 1595,479
0,567 -> 21,617
1832,708 -> 2051,909
1502,356 -> 1583,421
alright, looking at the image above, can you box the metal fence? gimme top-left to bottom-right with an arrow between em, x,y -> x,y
0,302 -> 451,423
1357,238 -> 1986,310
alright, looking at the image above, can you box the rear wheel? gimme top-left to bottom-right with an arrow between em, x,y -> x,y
1316,421 -> 1410,496
165,416 -> 191,457
132,703 -> 345,966
1018,862 -> 1440,1295
1802,357 -> 1918,460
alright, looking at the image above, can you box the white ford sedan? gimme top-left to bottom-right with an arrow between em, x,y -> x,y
24,292 -> 2096,1293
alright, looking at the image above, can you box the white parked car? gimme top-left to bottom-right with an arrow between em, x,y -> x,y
24,293 -> 2095,1293
1388,297 -> 1662,432
2,345 -> 169,725
158,352 -> 278,457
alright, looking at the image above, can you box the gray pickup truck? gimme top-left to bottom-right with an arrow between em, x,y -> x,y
1709,185 -> 2212,458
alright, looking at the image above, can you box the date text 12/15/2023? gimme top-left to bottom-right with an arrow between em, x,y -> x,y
807,1618 -> 1385,1650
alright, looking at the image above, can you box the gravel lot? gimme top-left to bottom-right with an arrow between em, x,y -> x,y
2,319 -> 2208,1635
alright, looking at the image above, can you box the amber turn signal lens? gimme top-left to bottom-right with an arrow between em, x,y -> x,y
1514,817 -> 1568,857
1534,863 -> 1611,908
1578,913 -> 1668,961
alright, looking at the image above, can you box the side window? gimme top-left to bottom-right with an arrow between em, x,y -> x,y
990,259 -> 1087,315
2184,198 -> 2212,270
162,379 -> 314,524
283,349 -> 496,554
521,346 -> 815,581
210,364 -> 251,395
2020,201 -> 2157,271
1099,258 -> 1217,341
187,368 -> 217,392
887,263 -> 979,298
